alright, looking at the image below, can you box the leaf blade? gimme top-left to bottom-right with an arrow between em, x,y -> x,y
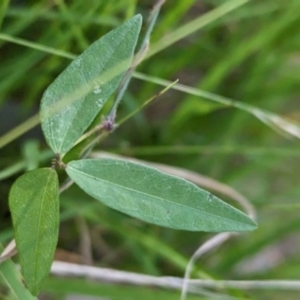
0,244 -> 38,300
66,159 -> 257,232
40,15 -> 142,154
9,168 -> 59,296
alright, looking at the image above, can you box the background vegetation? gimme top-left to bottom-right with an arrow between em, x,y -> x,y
1,0 -> 300,299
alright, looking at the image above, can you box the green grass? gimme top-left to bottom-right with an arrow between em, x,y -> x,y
1,0 -> 300,299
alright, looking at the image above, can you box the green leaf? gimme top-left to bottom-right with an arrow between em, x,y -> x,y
66,159 -> 257,232
0,243 -> 38,300
40,14 -> 142,154
9,168 -> 59,296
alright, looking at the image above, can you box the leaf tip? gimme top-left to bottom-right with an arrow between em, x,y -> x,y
134,13 -> 143,21
241,218 -> 258,231
132,14 -> 143,26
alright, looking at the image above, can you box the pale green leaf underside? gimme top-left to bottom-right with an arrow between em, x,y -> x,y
66,159 -> 257,232
9,168 -> 59,296
40,14 -> 142,154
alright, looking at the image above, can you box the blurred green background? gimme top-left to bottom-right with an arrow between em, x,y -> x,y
1,0 -> 300,299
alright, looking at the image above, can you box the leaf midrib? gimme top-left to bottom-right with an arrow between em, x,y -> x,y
33,170 -> 52,289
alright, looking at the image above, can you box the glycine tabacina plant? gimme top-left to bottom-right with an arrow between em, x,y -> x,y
8,15 -> 257,296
